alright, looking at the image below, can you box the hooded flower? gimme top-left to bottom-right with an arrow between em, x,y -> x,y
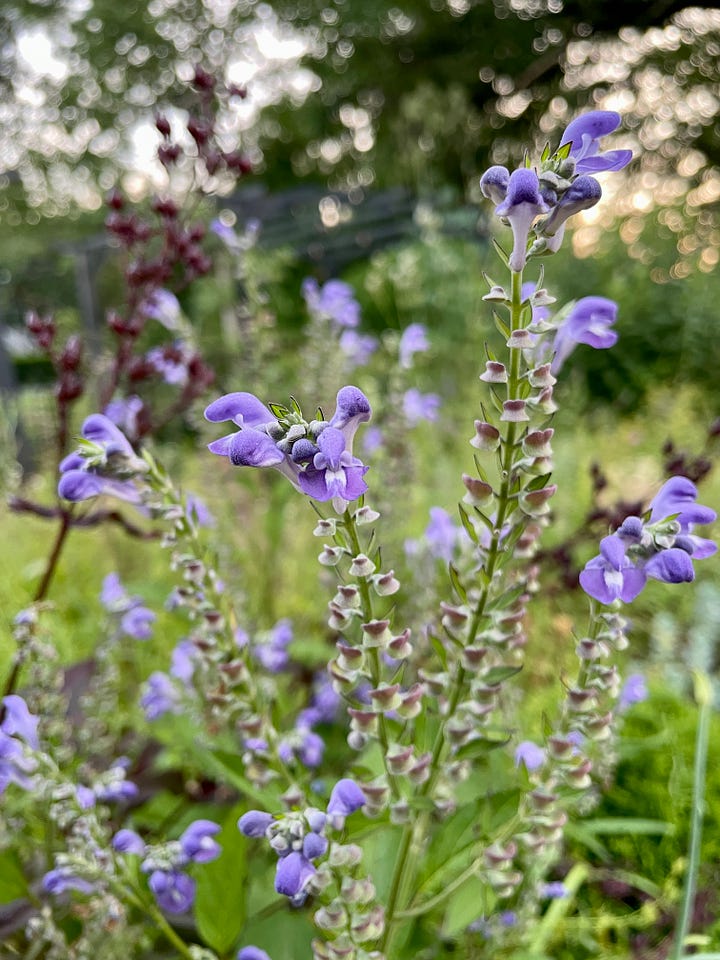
549,296 -> 618,374
302,278 -> 361,329
560,111 -> 633,174
494,168 -> 548,272
58,414 -> 143,504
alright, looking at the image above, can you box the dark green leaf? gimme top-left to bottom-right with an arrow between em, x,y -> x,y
457,503 -> 479,545
195,805 -> 249,955
448,563 -> 467,603
482,665 -> 522,685
524,472 -> 553,492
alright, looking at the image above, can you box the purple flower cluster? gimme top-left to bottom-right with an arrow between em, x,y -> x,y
480,111 -> 632,271
58,414 -> 144,504
302,278 -> 361,330
100,572 -> 156,640
113,819 -> 221,914
0,695 -> 39,795
580,477 -> 716,605
205,386 -> 371,508
238,779 -> 366,901
140,638 -> 199,720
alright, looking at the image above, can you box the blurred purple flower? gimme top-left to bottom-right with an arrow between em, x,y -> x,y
619,673 -> 648,710
58,414 -> 142,504
550,296 -> 618,374
541,881 -> 567,898
43,867 -> 97,897
237,949 -> 272,960
148,869 -> 196,914
141,672 -> 182,720
327,778 -> 365,818
399,323 -> 430,368
140,289 -> 182,330
104,395 -> 145,442
403,388 -> 440,425
339,329 -> 378,368
275,850 -> 315,897
514,740 -> 545,771
113,829 -> 146,855
362,426 -> 384,455
179,820 -> 221,864
302,278 -> 360,329
238,811 -> 273,838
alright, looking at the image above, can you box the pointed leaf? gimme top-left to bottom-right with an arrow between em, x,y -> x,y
195,805 -> 249,955
482,665 -> 522,685
448,563 -> 467,603
457,503 -> 479,545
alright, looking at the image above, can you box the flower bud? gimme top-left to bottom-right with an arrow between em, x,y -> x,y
520,484 -> 557,517
501,400 -> 530,422
528,363 -> 557,388
361,619 -> 392,649
368,684 -> 401,712
462,475 -> 494,508
506,329 -> 535,350
371,570 -> 400,596
387,629 -> 413,660
349,554 -> 376,578
471,421 -> 501,451
480,361 -> 508,383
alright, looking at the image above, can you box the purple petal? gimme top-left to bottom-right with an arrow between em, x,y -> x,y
238,810 -> 273,838
479,165 -> 510,205
275,851 -> 315,897
329,386 -> 372,449
204,392 -> 275,428
619,566 -> 647,602
81,414 -> 135,457
229,430 -> 285,468
576,150 -> 633,173
599,534 -> 626,570
1,695 -> 39,748
237,949 -> 272,960
149,870 -> 196,914
113,829 -> 146,855
327,778 -> 365,816
579,564 -> 622,604
180,819 -> 222,863
644,548 -> 695,584
650,477 -> 717,527
561,111 -> 621,152
302,831 -> 328,860
207,432 -> 239,456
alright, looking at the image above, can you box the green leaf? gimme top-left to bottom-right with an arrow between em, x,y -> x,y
491,238 -> 509,267
580,817 -> 675,837
209,750 -> 282,807
448,563 -> 467,603
540,141 -> 551,162
429,632 -> 448,670
486,583 -> 527,612
524,472 -> 553,492
289,395 -> 303,417
493,310 -> 510,339
0,850 -> 28,905
268,401 -> 289,419
442,875 -> 490,938
457,503 -> 479,545
454,732 -> 511,761
194,805 -> 249,955
482,665 -> 522,685
426,802 -> 481,875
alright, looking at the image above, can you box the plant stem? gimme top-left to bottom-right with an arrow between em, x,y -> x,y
670,671 -> 712,960
380,267 -> 526,953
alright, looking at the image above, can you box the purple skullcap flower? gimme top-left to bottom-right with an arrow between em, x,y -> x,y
140,289 -> 182,329
494,168 -> 548,272
186,493 -> 215,528
149,869 -> 196,914
76,785 -> 96,809
104,395 -> 144,442
1,695 -> 39,749
399,323 -> 430,369
541,881 -> 567,899
328,385 -> 372,452
113,829 -> 147,855
424,506 -> 462,562
120,604 -> 156,641
238,810 -> 273,838
550,296 -> 618,374
514,740 -> 545,771
538,175 -> 602,240
275,851 -> 316,898
619,673 -> 648,711
141,672 -> 181,720
302,278 -> 361,329
205,391 -> 277,431
339,330 -> 378,368
403,388 -> 441,425
327,778 -> 365,817
643,547 -> 695,585
298,730 -> 325,768
43,867 -> 97,897
579,534 -> 646,604
146,343 -> 192,386
479,165 -> 510,205
170,639 -> 197,685
58,414 -> 141,504
101,573 -> 127,610
0,731 -> 37,794
500,910 -> 518,927
302,831 -> 328,860
650,477 -> 717,559
298,427 -> 369,504
560,111 -> 633,174
179,820 -> 222,863
238,949 -> 272,960
362,426 -> 384,455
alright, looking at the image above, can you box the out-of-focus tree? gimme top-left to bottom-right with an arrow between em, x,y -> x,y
1,0 -> 719,275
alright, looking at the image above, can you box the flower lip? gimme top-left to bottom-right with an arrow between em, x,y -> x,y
204,391 -> 276,428
560,110 -> 632,173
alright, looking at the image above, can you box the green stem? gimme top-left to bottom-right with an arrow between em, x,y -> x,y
380,267 -> 526,954
341,507 -> 400,801
670,671 -> 712,960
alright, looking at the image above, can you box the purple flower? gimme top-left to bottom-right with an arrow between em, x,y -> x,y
403,388 -> 441,425
275,851 -> 315,897
362,426 -> 384,455
514,740 -> 545,772
425,506 -> 462,562
104,395 -> 145,442
298,427 -> 369,504
148,869 -> 196,914
399,323 -> 430,369
538,175 -> 602,245
170,639 -> 197,684
113,829 -> 147,855
120,604 -> 156,641
550,296 -> 618,374
186,493 -> 215,528
541,881 -> 567,898
494,168 -> 548,272
1,695 -> 39,749
238,949 -> 272,960
43,867 -> 97,897
140,289 -> 182,329
579,534 -> 646,604
560,111 -> 633,174
253,618 -> 293,673
58,415 -> 142,504
328,385 -> 372,453
302,278 -> 360,329
147,342 -> 192,386
179,820 -> 222,863
327,778 -> 365,818
238,810 -> 273,838
339,330 -> 378,368
479,165 -> 510,205
619,673 -> 648,711
0,732 -> 36,794
76,785 -> 96,809
141,672 -> 181,720
650,477 -> 717,558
